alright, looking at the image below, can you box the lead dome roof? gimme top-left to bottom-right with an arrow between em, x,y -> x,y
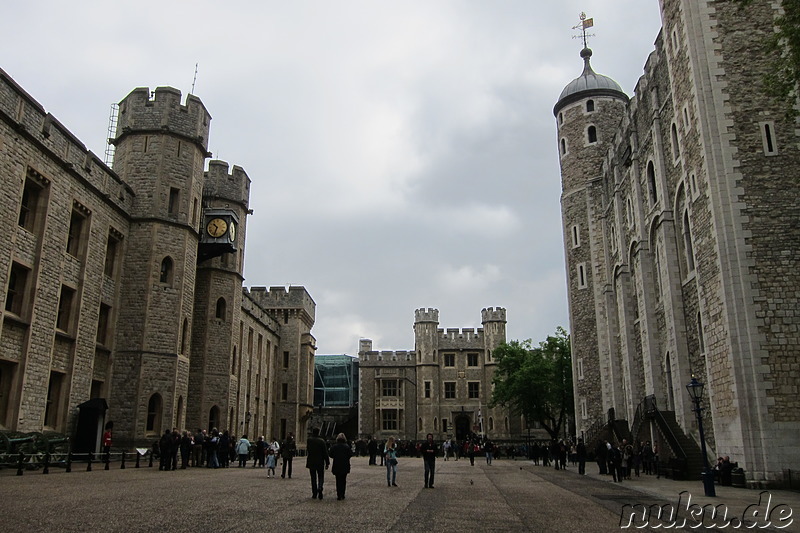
554,48 -> 628,115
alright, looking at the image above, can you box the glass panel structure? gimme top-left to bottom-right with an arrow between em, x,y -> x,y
314,355 -> 359,407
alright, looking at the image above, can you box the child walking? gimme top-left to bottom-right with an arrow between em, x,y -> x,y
266,447 -> 277,478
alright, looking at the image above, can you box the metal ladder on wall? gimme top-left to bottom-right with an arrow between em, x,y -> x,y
104,103 -> 119,167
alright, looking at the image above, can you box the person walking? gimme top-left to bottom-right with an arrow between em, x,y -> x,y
266,447 -> 277,478
420,433 -> 437,488
281,433 -> 297,478
306,427 -> 329,499
236,434 -> 251,468
384,436 -> 398,487
576,437 -> 587,475
330,433 -> 352,500
368,437 -> 377,465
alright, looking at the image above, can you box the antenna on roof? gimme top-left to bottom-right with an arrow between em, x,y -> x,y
572,12 -> 595,49
191,63 -> 199,94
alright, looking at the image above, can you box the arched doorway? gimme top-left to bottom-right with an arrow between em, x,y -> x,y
455,415 -> 470,441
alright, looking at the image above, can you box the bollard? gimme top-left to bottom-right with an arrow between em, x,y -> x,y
121,451 -> 126,469
87,451 -> 93,472
43,452 -> 50,475
104,450 -> 110,470
148,451 -> 154,468
16,452 -> 24,476
66,451 -> 72,473
135,451 -> 141,468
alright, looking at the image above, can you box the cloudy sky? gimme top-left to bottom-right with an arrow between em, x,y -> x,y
2,1 -> 663,354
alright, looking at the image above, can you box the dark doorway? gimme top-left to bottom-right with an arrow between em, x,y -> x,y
73,398 -> 108,453
455,415 -> 470,441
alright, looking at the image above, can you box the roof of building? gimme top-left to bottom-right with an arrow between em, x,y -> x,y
554,48 -> 628,115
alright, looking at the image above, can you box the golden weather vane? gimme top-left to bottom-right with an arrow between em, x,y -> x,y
572,12 -> 595,49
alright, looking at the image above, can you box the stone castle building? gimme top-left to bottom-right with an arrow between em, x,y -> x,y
0,69 -> 317,450
555,2 -> 799,486
358,308 -> 522,442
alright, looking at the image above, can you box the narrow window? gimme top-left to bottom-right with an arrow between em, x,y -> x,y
192,198 -> 199,227
283,351 -> 290,368
580,398 -> 588,419
577,358 -> 584,380
44,372 -> 65,428
698,312 -> 706,354
488,417 -> 494,431
97,303 -> 111,345
586,99 -> 594,112
761,122 -> 777,155
168,187 -> 180,215
232,348 -> 237,375
627,198 -> 634,228
558,112 -> 563,125
587,125 -> 597,144
418,418 -> 423,431
104,233 -> 119,278
683,210 -> 695,272
682,105 -> 690,130
0,361 -> 16,427
571,225 -> 580,248
215,298 -> 226,320
281,383 -> 288,401
66,209 -> 86,258
180,318 -> 189,355
690,173 -> 698,198
208,405 -> 219,432
159,257 -> 173,284
577,263 -> 587,289
424,381 -> 431,398
442,419 -> 448,433
56,285 -> 76,333
671,123 -> 680,161
647,162 -> 658,205
18,174 -> 47,232
560,138 -> 567,156
5,263 -> 30,316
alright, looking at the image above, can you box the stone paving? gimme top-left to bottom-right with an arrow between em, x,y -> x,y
1,457 -> 798,532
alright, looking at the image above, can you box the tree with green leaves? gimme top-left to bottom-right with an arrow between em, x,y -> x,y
489,327 -> 573,441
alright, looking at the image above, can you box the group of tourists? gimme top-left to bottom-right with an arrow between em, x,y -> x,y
153,428 -> 296,475
592,439 -> 657,482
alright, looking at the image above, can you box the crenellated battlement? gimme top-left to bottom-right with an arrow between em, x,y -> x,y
481,307 -> 507,323
359,350 -> 415,363
115,86 -> 211,152
203,160 -> 251,209
246,285 -> 316,323
414,308 -> 439,324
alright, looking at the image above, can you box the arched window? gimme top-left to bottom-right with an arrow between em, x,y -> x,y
180,318 -> 189,355
159,257 -> 173,284
682,210 -> 695,272
560,138 -> 567,156
434,417 -> 438,432
418,417 -> 423,432
587,125 -> 597,143
647,162 -> 658,205
215,297 -> 226,320
208,405 -> 220,432
586,99 -> 594,112
488,417 -> 494,431
671,123 -> 680,161
146,393 -> 162,434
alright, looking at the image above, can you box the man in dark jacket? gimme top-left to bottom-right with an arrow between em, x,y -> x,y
306,427 -> 330,500
281,433 -> 297,478
420,433 -> 437,488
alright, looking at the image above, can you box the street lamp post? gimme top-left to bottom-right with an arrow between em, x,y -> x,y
686,377 -> 716,497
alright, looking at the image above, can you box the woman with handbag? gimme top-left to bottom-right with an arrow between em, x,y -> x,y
384,436 -> 398,487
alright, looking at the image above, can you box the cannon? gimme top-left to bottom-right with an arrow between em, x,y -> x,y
0,431 -> 36,468
0,431 -> 70,469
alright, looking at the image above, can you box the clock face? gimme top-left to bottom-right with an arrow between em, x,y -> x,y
229,221 -> 236,242
206,217 -> 228,238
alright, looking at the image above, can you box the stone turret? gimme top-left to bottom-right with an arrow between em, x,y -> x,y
414,308 -> 439,365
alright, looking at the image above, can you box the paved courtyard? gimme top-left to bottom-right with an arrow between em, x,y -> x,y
1,457 -> 797,532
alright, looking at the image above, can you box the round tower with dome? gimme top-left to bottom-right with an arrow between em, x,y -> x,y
553,28 -> 629,429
